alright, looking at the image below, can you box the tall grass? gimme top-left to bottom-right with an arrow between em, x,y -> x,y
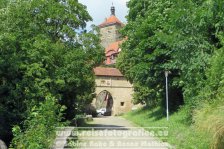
124,107 -> 211,149
194,97 -> 224,149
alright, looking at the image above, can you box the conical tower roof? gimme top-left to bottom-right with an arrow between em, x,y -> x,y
99,5 -> 124,28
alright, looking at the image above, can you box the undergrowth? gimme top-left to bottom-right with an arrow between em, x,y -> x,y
124,107 -> 212,149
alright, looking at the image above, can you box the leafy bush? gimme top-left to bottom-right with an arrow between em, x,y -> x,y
72,115 -> 86,127
11,96 -> 66,149
194,48 -> 224,149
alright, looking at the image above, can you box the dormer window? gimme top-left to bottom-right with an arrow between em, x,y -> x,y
110,54 -> 115,60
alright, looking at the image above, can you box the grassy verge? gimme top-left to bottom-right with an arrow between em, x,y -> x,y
123,107 -> 212,149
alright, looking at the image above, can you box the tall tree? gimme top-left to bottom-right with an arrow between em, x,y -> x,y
117,0 -> 215,112
0,0 -> 103,144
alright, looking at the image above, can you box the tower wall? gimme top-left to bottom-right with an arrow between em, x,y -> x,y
100,24 -> 122,48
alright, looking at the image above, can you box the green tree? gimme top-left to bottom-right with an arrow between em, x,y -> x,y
0,0 -> 7,9
0,0 -> 103,145
117,0 -> 216,113
118,0 -> 224,147
117,0 -> 184,110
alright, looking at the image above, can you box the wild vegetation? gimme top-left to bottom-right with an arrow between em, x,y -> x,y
124,107 -> 212,149
117,0 -> 224,148
0,0 -> 103,148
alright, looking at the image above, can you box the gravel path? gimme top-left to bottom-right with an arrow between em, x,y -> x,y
74,116 -> 171,149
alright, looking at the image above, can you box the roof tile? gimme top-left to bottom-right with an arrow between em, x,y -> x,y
99,15 -> 124,27
105,40 -> 123,53
94,67 -> 123,77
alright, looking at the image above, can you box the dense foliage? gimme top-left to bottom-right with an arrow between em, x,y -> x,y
0,0 -> 103,147
194,43 -> 224,149
117,0 -> 222,111
11,96 -> 65,149
117,0 -> 224,148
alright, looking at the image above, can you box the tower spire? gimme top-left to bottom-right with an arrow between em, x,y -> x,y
111,4 -> 115,16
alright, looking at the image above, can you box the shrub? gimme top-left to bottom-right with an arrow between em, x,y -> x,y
194,47 -> 224,149
11,95 -> 65,149
72,115 -> 86,127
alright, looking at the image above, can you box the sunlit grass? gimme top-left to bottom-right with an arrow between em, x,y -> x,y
123,107 -> 211,149
194,97 -> 224,149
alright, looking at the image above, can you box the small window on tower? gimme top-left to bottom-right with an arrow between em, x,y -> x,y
111,55 -> 115,60
120,102 -> 125,106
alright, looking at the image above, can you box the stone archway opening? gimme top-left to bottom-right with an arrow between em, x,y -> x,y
95,90 -> 113,116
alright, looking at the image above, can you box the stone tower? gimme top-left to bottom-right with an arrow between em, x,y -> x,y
99,5 -> 124,48
92,6 -> 135,116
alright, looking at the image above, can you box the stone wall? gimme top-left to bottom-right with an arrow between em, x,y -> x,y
100,24 -> 122,48
93,76 -> 134,115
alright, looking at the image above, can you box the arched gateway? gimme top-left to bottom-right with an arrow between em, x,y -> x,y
93,67 -> 134,116
95,90 -> 113,116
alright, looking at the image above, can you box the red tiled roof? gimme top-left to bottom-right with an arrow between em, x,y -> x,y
105,40 -> 123,54
99,15 -> 124,27
94,67 -> 123,77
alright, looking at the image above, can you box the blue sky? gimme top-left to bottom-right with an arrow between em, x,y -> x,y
79,0 -> 129,29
